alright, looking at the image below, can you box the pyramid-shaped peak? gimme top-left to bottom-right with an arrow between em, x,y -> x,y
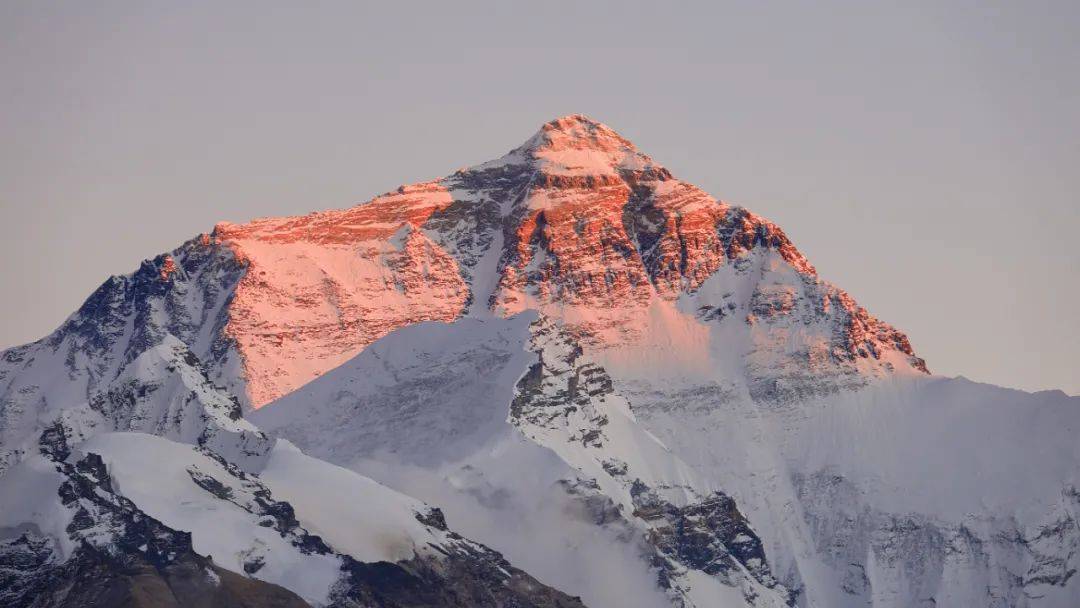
533,114 -> 636,151
545,113 -> 605,129
478,114 -> 659,179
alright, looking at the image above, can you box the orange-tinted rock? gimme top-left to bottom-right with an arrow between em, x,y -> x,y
193,114 -> 925,408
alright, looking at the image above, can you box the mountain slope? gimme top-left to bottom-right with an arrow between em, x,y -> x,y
213,114 -> 924,408
0,424 -> 587,608
251,315 -> 793,608
252,315 -> 1080,608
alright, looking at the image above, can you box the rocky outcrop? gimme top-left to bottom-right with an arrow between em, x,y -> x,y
336,537 -> 586,608
0,236 -> 256,473
0,537 -> 312,608
510,317 -> 791,608
631,485 -> 782,596
0,427 -> 310,608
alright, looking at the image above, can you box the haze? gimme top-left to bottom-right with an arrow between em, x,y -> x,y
1,1 -> 1077,395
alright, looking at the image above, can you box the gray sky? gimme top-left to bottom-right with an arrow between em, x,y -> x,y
2,1 -> 1077,395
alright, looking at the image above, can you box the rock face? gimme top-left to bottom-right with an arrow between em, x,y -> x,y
0,427 -> 310,608
213,183 -> 473,407
0,537 -> 312,608
1,114 -> 1077,608
0,114 -> 921,414
0,239 -> 257,473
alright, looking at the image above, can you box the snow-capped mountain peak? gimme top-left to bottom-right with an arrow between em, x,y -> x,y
2,114 -> 1075,608
480,114 -> 661,180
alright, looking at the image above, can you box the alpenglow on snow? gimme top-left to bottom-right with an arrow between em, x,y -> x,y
1,115 -> 1077,608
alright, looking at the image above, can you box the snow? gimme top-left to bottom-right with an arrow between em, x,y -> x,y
252,304 -> 1080,607
527,114 -> 656,177
619,369 -> 1080,607
252,315 -> 539,467
253,316 -> 676,608
258,439 -> 445,563
2,113 -> 1077,608
783,376 -> 1080,521
350,430 -> 676,608
78,433 -> 343,606
37,430 -> 513,606
0,454 -> 76,559
219,196 -> 468,408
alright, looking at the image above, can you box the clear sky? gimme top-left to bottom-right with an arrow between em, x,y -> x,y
2,1 -> 1077,395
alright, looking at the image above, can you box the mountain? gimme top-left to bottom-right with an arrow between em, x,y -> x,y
1,114 -> 1076,608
